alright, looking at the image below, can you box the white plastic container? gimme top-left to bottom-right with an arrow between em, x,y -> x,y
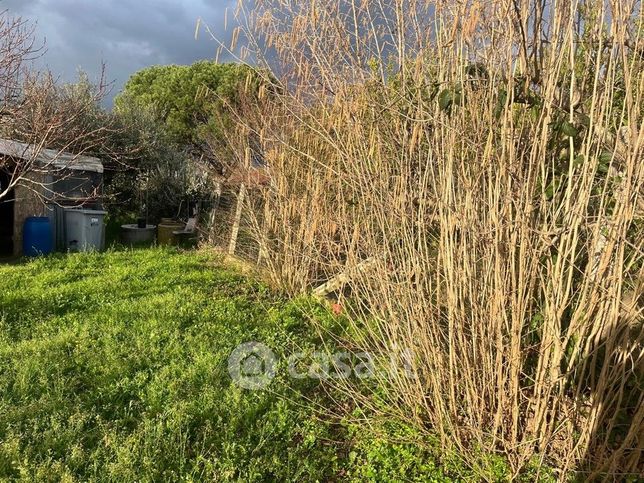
64,209 -> 107,252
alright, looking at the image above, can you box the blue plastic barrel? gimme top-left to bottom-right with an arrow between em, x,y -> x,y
23,217 -> 53,257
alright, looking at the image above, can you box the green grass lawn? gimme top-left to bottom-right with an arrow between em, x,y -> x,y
0,248 -> 449,482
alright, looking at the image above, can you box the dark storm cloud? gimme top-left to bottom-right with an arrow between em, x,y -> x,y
1,0 -> 238,105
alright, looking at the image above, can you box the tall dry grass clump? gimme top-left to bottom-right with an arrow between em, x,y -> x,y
222,0 -> 643,477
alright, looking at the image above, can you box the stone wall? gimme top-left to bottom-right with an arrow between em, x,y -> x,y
12,171 -> 47,256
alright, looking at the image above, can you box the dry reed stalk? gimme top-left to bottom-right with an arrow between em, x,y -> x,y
213,0 -> 643,477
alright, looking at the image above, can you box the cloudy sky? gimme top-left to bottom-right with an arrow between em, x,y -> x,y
2,0 -> 238,106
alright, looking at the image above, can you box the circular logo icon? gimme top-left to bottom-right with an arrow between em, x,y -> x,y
228,342 -> 277,390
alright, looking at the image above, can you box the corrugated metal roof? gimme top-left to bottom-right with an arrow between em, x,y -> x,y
0,138 -> 103,173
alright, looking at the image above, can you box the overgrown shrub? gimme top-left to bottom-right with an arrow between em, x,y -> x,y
220,0 -> 643,478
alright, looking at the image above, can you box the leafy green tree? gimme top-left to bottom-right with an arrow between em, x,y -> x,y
115,61 -> 265,148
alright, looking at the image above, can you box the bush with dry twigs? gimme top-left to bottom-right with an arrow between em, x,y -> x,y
0,10 -> 123,204
209,0 -> 643,478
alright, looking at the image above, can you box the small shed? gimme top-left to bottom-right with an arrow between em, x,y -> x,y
0,139 -> 104,256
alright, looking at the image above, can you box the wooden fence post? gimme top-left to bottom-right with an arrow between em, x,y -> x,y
228,182 -> 246,256
208,181 -> 222,245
